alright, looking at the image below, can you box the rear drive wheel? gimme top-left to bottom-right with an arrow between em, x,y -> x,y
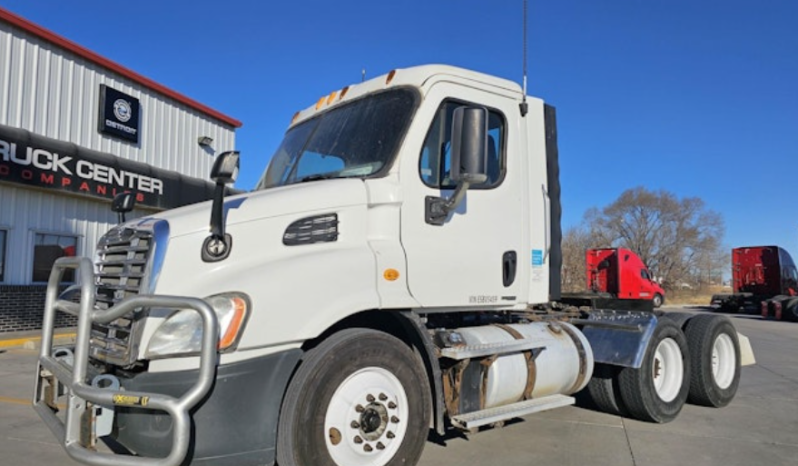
652,293 -> 664,309
783,297 -> 798,322
684,314 -> 741,407
618,318 -> 690,423
586,363 -> 627,416
660,312 -> 692,329
276,329 -> 430,466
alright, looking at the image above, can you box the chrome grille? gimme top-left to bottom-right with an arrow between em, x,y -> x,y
90,227 -> 153,366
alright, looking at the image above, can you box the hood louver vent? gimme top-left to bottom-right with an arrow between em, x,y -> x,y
283,214 -> 339,246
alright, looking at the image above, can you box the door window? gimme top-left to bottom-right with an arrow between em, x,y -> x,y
419,100 -> 505,189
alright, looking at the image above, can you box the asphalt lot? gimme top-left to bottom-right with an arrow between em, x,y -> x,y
1,307 -> 796,466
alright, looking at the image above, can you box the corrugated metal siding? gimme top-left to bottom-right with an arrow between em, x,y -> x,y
0,184 -> 154,284
0,21 -> 236,178
0,20 -> 236,285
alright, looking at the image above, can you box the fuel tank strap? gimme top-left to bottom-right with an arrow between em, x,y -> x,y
555,323 -> 589,394
493,324 -> 540,400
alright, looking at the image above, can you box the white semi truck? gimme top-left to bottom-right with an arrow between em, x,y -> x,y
34,65 -> 753,466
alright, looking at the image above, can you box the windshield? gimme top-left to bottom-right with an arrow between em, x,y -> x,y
256,89 -> 418,190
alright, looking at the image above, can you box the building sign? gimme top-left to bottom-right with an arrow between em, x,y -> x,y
0,124 -> 224,210
98,85 -> 141,143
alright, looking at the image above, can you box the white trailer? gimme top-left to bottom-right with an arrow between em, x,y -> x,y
33,65 -> 753,466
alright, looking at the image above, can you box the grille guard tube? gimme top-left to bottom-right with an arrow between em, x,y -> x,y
33,256 -> 220,466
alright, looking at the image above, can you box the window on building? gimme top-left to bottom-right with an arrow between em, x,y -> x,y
0,230 -> 6,282
32,233 -> 78,283
419,100 -> 506,189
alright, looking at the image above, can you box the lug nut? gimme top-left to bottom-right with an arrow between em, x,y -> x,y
366,394 -> 376,402
379,393 -> 388,401
391,415 -> 400,424
350,421 -> 360,429
364,444 -> 373,452
376,442 -> 385,450
387,431 -> 395,439
355,404 -> 365,413
388,401 -> 397,409
354,436 -> 363,444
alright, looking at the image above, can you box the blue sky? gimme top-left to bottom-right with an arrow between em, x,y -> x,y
4,0 -> 798,258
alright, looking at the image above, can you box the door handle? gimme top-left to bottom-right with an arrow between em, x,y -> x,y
503,251 -> 517,287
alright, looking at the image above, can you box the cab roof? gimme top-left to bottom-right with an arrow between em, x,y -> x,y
288,64 -> 526,128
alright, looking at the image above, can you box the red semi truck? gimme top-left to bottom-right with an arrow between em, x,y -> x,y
710,246 -> 798,321
587,248 -> 666,308
562,247 -> 665,310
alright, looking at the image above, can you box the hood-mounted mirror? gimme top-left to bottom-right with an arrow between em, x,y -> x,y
202,151 -> 239,263
111,192 -> 136,224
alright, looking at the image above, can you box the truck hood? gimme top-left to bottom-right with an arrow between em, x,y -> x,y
145,178 -> 369,238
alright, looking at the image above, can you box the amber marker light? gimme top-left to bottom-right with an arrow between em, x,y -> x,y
315,96 -> 326,110
291,111 -> 300,124
339,86 -> 350,99
384,269 -> 400,281
218,296 -> 248,350
385,70 -> 397,85
326,91 -> 338,105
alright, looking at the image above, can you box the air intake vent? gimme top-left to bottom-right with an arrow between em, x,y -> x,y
283,214 -> 339,246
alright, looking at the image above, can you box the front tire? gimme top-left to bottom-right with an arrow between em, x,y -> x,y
684,315 -> 741,407
618,319 -> 690,423
652,293 -> 664,308
276,328 -> 430,466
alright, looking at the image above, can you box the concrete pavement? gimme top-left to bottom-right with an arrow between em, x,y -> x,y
1,309 -> 796,466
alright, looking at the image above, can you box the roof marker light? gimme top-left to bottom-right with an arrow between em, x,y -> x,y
315,96 -> 326,110
326,91 -> 338,105
339,86 -> 350,99
291,111 -> 300,124
386,70 -> 397,85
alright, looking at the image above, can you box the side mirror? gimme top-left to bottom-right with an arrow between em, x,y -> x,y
425,106 -> 489,226
210,151 -> 240,185
450,106 -> 489,184
111,192 -> 135,223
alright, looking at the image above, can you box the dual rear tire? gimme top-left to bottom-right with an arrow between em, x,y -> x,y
683,314 -> 741,407
586,314 -> 741,422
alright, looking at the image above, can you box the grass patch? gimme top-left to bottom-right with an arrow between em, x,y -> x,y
666,285 -> 728,306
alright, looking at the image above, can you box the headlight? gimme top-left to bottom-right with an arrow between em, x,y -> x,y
145,293 -> 250,358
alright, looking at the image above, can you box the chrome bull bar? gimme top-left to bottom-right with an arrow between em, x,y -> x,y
33,256 -> 220,466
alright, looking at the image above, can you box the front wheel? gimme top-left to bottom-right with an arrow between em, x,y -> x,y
276,328 -> 430,466
652,293 -> 664,308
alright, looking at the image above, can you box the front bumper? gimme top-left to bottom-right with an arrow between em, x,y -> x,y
33,257 -> 220,466
115,349 -> 301,466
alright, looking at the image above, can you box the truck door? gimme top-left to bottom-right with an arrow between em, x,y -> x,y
399,84 -> 526,308
638,269 -> 654,299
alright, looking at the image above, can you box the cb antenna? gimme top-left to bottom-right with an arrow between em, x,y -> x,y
520,0 -> 529,117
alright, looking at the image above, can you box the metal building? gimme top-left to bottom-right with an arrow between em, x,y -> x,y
0,6 -> 242,332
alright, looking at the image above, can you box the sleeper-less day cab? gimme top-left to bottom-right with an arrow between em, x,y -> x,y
34,65 -> 754,466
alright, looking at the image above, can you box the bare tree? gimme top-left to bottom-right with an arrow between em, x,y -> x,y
578,187 -> 725,290
561,225 -> 609,292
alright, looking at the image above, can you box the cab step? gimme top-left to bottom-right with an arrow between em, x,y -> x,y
450,394 -> 575,430
440,340 -> 544,360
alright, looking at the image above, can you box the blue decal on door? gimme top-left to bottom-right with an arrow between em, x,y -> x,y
532,249 -> 544,266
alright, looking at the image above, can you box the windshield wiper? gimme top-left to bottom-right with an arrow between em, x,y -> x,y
298,173 -> 345,183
